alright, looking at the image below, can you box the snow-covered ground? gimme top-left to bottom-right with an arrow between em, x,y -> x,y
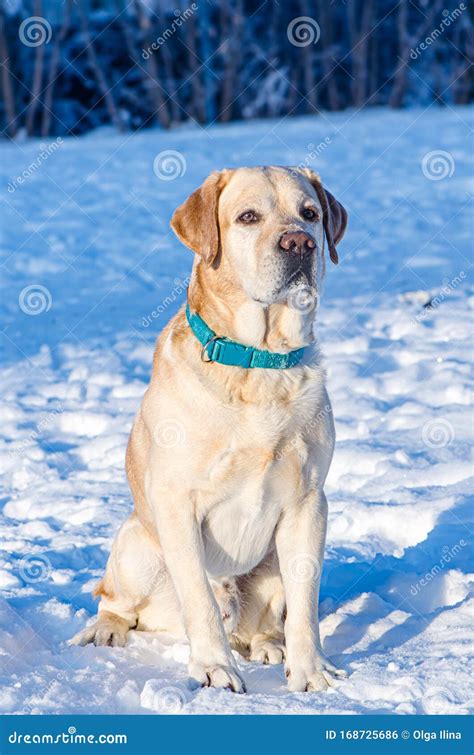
0,107 -> 473,715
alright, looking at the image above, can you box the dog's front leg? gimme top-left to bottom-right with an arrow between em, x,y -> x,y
276,490 -> 346,692
152,486 -> 245,693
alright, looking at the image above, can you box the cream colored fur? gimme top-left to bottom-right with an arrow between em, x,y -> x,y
72,166 -> 347,693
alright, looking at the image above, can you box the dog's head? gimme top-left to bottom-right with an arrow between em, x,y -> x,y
171,166 -> 347,307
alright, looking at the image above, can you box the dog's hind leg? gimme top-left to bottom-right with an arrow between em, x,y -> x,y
71,513 -> 164,648
234,550 -> 286,665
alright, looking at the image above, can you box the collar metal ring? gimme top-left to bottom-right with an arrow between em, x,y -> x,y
201,335 -> 220,363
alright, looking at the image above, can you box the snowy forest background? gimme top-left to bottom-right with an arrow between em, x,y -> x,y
0,0 -> 473,139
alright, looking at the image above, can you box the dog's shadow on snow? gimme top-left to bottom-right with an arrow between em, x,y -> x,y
320,495 -> 473,663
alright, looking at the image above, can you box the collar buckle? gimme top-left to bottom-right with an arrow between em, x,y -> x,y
200,335 -> 220,363
201,335 -> 255,367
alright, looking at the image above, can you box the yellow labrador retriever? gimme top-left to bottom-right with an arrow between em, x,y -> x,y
73,166 -> 347,693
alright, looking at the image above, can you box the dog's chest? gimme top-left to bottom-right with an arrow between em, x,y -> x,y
201,486 -> 279,577
198,391 -> 313,577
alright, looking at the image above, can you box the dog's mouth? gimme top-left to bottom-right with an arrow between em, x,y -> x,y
253,271 -> 314,307
271,267 -> 314,303
286,266 -> 312,288
248,251 -> 316,307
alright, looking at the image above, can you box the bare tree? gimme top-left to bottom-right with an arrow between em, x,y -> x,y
134,0 -> 171,128
25,0 -> 46,136
197,0 -> 214,122
113,0 -> 155,126
347,0 -> 374,108
115,0 -> 140,68
286,67 -> 300,116
219,0 -> 243,122
388,0 -> 409,108
0,5 -> 17,137
41,0 -> 73,137
155,0 -> 181,124
183,4 -> 205,123
299,0 -> 318,112
78,2 -> 124,131
389,0 -> 443,108
452,11 -> 473,105
317,0 -> 340,111
368,15 -> 380,106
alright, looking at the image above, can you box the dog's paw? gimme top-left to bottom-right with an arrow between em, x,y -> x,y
285,652 -> 346,692
250,638 -> 285,665
188,660 -> 246,693
70,615 -> 130,648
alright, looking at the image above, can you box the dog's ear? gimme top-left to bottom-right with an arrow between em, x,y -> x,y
300,168 -> 348,265
171,171 -> 227,266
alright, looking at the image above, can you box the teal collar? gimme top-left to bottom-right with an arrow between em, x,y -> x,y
186,303 -> 305,369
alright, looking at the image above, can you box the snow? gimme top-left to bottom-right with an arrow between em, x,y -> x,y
1,106 -> 473,715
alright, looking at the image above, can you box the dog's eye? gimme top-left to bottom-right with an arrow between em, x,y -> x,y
237,210 -> 260,224
301,207 -> 320,221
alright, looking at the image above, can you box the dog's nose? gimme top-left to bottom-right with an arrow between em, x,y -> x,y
279,230 -> 315,256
